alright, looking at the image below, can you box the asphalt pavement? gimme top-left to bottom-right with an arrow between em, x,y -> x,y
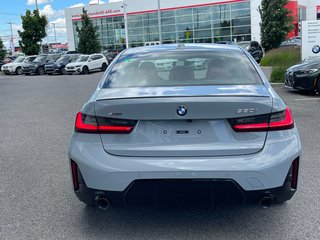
0,72 -> 319,240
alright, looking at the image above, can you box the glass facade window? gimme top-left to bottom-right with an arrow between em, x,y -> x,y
72,0 -> 251,50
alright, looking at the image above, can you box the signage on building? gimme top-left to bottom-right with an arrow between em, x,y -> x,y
71,9 -> 122,20
301,20 -> 320,60
317,5 -> 320,20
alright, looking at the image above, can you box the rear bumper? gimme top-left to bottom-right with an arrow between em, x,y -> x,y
69,128 -> 301,195
74,174 -> 297,207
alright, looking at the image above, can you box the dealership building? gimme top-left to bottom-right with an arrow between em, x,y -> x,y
65,0 -> 319,51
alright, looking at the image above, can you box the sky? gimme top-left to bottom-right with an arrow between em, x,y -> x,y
0,0 -> 121,49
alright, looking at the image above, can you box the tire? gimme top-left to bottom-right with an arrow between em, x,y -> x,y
37,67 -> 44,75
101,63 -> 107,71
15,67 -> 23,75
82,66 -> 89,74
4,72 -> 10,75
62,68 -> 67,75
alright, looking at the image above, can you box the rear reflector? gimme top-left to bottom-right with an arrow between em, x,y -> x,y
231,107 -> 294,132
71,160 -> 79,191
75,111 -> 136,134
291,158 -> 299,189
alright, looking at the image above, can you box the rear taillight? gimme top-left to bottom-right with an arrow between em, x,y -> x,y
230,107 -> 294,132
71,160 -> 79,191
74,111 -> 136,134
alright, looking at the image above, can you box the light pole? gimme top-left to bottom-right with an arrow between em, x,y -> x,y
35,0 -> 38,10
6,22 -> 15,56
122,0 -> 129,49
52,23 -> 57,49
157,0 -> 162,44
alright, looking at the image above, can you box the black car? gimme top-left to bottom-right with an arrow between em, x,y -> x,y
237,41 -> 264,63
44,54 -> 80,75
65,51 -> 80,54
22,54 -> 61,75
285,59 -> 320,93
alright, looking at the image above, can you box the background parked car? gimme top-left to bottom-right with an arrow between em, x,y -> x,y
280,36 -> 301,48
237,41 -> 264,63
285,58 -> 320,93
1,56 -> 37,75
65,54 -> 108,75
216,41 -> 236,45
0,60 -> 5,71
102,50 -> 118,63
3,56 -> 17,64
65,50 -> 80,54
45,54 -> 80,75
22,54 -> 61,75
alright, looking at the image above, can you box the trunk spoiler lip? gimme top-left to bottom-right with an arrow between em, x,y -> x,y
96,95 -> 271,101
95,85 -> 272,101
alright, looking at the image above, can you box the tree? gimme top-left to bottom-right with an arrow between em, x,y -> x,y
0,37 -> 5,60
76,8 -> 101,54
259,0 -> 294,52
18,10 -> 48,55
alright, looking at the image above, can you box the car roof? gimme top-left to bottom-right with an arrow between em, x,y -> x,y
122,43 -> 243,55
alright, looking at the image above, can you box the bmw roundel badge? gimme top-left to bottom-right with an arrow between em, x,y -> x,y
177,105 -> 187,116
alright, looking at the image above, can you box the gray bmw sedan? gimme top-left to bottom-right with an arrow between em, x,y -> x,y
68,44 -> 301,209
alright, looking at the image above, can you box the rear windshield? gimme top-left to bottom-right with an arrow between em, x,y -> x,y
103,50 -> 262,88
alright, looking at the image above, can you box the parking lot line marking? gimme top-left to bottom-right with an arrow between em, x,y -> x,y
270,83 -> 283,85
295,98 -> 320,101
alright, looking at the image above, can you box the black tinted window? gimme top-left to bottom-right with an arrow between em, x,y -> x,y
103,50 -> 262,88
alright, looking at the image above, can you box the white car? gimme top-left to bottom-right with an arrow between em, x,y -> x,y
1,56 -> 37,75
65,54 -> 108,74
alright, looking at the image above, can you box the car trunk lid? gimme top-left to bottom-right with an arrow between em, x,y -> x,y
95,85 -> 272,157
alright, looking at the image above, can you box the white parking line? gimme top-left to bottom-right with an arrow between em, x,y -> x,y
295,98 -> 320,101
270,83 -> 283,85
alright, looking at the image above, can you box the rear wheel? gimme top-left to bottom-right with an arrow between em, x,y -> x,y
37,67 -> 44,75
62,68 -> 67,75
101,63 -> 107,71
15,67 -> 23,75
4,72 -> 10,75
82,66 -> 89,74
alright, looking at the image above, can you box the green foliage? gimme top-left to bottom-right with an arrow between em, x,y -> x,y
76,8 -> 101,54
18,10 -> 48,55
270,66 -> 287,83
260,47 -> 301,82
259,0 -> 294,52
0,37 -> 5,60
260,47 -> 300,67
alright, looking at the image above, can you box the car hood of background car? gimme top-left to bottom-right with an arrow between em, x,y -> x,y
66,62 -> 85,67
3,62 -> 23,67
287,61 -> 320,72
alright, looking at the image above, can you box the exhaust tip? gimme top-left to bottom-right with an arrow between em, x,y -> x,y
94,195 -> 110,210
258,194 -> 274,209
